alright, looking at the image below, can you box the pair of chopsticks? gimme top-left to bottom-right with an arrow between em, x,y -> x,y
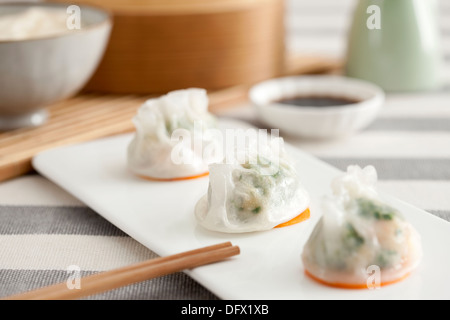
4,242 -> 239,300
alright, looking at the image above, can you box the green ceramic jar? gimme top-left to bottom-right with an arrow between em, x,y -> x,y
345,0 -> 442,92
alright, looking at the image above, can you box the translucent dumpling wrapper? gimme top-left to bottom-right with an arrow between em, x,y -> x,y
302,165 -> 422,288
127,88 -> 220,180
195,135 -> 310,233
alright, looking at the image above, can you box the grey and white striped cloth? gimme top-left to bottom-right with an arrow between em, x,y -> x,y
1,0 -> 450,299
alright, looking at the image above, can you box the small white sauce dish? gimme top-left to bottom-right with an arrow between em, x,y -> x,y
249,75 -> 385,139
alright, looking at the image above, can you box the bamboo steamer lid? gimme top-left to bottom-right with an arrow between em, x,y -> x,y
53,0 -> 286,94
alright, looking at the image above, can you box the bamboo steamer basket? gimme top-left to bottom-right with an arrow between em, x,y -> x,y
52,0 -> 286,94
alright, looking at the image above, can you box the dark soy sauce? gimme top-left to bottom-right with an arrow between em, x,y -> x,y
277,96 -> 360,107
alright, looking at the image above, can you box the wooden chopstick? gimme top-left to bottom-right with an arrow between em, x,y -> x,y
4,242 -> 239,300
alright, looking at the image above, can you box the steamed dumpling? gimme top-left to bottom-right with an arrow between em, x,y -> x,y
195,136 -> 310,233
302,165 -> 422,289
127,88 -> 220,180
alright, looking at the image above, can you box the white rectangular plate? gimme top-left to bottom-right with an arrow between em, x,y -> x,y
33,119 -> 450,300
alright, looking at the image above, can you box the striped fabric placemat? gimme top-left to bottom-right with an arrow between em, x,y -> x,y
1,0 -> 450,300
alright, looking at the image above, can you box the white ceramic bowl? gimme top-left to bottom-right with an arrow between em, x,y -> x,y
249,75 -> 385,139
0,2 -> 112,130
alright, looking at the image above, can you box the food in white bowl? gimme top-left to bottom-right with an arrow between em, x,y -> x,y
0,3 -> 111,130
195,135 -> 310,233
127,88 -> 221,181
0,7 -> 77,41
249,75 -> 385,139
301,165 -> 422,289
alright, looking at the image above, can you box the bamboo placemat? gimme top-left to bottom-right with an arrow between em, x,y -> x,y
0,54 -> 341,182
